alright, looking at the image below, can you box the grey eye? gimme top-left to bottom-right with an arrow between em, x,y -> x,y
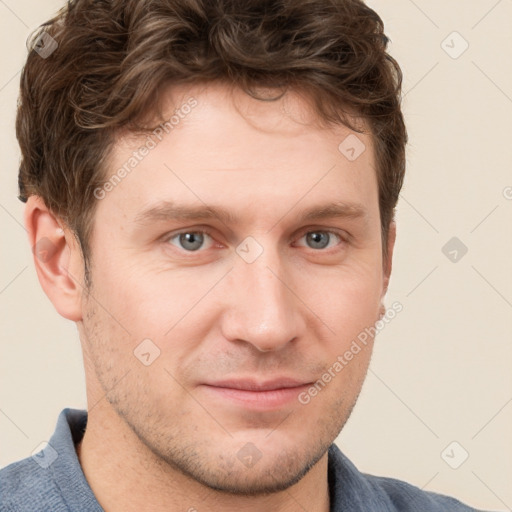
173,232 -> 206,251
305,231 -> 335,250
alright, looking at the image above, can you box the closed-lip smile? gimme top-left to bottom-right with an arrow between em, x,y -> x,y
204,377 -> 311,391
200,377 -> 312,409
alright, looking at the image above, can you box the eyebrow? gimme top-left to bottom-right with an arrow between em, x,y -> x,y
134,199 -> 368,227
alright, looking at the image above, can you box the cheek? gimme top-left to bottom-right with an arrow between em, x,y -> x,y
88,223 -> 383,347
122,268 -> 220,336
301,262 -> 383,336
88,251 -> 182,331
88,260 -> 219,377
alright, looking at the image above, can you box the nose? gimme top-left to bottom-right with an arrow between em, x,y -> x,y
219,245 -> 306,352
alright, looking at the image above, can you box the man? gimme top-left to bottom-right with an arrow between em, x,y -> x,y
0,0 -> 489,510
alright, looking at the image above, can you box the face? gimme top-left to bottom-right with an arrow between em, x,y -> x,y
79,82 -> 391,494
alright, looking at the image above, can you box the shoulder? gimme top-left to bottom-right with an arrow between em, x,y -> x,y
0,408 -> 93,512
364,473 -> 483,511
0,453 -> 63,512
328,444 -> 491,511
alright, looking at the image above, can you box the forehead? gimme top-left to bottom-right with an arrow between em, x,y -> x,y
100,82 -> 378,227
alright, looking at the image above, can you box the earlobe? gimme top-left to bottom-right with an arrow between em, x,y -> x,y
24,196 -> 84,322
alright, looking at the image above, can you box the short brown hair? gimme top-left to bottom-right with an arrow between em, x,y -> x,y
17,0 -> 407,279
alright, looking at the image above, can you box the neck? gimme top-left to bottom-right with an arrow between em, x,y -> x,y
76,402 -> 330,512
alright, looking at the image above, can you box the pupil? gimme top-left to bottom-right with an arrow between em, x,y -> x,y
308,232 -> 329,249
180,232 -> 203,251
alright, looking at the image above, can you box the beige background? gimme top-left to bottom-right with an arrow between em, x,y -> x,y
1,1 -> 511,510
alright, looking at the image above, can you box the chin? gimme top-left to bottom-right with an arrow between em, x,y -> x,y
158,442 -> 328,497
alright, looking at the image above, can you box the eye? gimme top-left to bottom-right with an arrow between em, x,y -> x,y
166,230 -> 214,252
296,230 -> 344,250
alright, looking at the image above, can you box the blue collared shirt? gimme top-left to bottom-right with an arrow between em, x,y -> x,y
0,409 -> 490,511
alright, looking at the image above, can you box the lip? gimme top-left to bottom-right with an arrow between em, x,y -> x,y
205,377 -> 311,391
200,377 -> 312,410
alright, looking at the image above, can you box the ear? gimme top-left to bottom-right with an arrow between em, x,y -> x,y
24,196 -> 84,322
381,220 -> 396,302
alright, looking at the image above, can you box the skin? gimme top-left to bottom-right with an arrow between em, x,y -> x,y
25,81 -> 395,512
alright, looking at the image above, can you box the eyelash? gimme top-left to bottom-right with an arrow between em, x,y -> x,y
163,227 -> 349,254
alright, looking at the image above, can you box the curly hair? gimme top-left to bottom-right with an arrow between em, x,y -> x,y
17,0 -> 407,276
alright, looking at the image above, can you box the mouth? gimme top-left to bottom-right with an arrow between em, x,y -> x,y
199,377 -> 313,410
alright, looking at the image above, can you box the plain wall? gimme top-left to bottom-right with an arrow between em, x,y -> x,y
1,1 -> 511,510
